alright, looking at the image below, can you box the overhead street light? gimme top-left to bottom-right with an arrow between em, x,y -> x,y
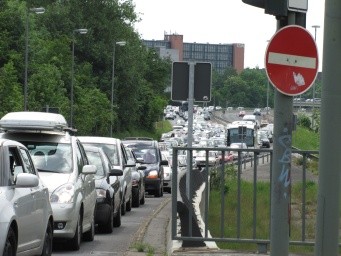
110,41 -> 126,137
24,7 -> 45,111
70,28 -> 88,128
266,40 -> 270,115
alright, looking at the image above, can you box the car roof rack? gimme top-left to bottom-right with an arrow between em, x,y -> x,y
0,111 -> 70,133
123,137 -> 153,141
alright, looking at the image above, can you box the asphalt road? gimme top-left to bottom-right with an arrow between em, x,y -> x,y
52,193 -> 171,256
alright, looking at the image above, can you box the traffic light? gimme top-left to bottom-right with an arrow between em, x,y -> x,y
242,0 -> 288,16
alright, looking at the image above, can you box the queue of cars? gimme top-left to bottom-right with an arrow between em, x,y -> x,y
160,105 -> 274,172
0,111 -> 159,255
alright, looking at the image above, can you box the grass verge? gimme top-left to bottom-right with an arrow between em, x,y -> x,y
208,165 -> 319,255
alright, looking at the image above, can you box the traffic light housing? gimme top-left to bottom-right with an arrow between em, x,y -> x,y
242,0 -> 288,16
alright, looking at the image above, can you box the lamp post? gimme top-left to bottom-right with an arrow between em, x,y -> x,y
110,41 -> 126,137
311,25 -> 320,128
266,40 -> 270,115
266,79 -> 270,115
24,7 -> 45,111
70,28 -> 88,128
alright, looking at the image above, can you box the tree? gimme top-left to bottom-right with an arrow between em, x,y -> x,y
0,61 -> 23,117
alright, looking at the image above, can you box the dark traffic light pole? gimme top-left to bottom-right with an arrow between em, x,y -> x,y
242,1 -> 306,255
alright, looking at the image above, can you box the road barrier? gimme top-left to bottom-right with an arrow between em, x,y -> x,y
171,146 -> 321,254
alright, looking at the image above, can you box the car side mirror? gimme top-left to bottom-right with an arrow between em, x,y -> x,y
161,160 -> 169,166
109,167 -> 123,176
137,165 -> 147,170
82,164 -> 97,175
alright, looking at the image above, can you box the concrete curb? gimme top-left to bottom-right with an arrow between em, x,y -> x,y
124,197 -> 171,256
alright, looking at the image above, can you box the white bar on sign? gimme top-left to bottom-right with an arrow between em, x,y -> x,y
268,52 -> 316,69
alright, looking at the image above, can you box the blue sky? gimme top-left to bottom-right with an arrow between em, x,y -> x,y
133,0 -> 324,71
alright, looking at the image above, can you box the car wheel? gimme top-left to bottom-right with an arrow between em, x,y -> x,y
83,213 -> 95,241
140,191 -> 145,205
126,195 -> 132,212
121,196 -> 126,216
154,183 -> 162,197
160,183 -> 164,197
69,213 -> 82,251
113,203 -> 121,227
40,222 -> 53,256
100,204 -> 114,234
132,187 -> 140,208
4,227 -> 17,256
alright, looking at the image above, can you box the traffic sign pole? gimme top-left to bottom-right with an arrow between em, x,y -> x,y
270,14 -> 297,256
186,62 -> 194,199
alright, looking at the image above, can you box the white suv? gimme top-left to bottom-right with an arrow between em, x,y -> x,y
0,112 -> 97,251
0,138 -> 54,255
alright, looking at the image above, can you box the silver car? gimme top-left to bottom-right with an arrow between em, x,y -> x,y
0,112 -> 97,251
0,138 -> 53,255
83,145 -> 123,233
78,136 -> 134,216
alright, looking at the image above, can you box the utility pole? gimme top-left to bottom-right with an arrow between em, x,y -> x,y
315,0 -> 341,255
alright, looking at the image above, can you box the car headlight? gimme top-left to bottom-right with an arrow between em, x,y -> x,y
96,188 -> 107,199
50,183 -> 75,203
147,170 -> 158,179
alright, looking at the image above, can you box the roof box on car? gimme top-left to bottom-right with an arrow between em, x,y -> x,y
0,112 -> 69,132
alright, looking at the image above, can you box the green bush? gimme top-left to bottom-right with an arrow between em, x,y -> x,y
297,113 -> 311,129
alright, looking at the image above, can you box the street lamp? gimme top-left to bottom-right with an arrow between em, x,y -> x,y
24,7 -> 45,111
311,25 -> 320,128
70,28 -> 88,128
266,40 -> 270,115
110,41 -> 126,137
266,79 -> 270,115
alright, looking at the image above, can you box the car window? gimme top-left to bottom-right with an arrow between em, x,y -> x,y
120,144 -> 128,165
86,150 -> 105,177
19,147 -> 36,175
77,141 -> 89,165
75,143 -> 84,174
82,143 -> 119,166
124,147 -> 136,162
8,146 -> 35,184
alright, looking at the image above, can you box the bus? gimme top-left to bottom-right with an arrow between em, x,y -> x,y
226,120 -> 257,147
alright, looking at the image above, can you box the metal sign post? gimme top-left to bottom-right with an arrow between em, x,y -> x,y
186,63 -> 195,197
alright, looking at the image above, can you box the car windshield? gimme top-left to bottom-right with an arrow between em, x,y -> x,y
85,151 -> 105,177
81,143 -> 119,166
25,142 -> 72,173
130,148 -> 158,164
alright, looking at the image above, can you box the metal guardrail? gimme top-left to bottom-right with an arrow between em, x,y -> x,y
171,146 -> 321,253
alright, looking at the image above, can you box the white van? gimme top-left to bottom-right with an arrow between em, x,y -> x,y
243,114 -> 259,128
242,114 -> 256,122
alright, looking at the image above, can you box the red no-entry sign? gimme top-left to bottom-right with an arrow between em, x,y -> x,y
265,25 -> 319,96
